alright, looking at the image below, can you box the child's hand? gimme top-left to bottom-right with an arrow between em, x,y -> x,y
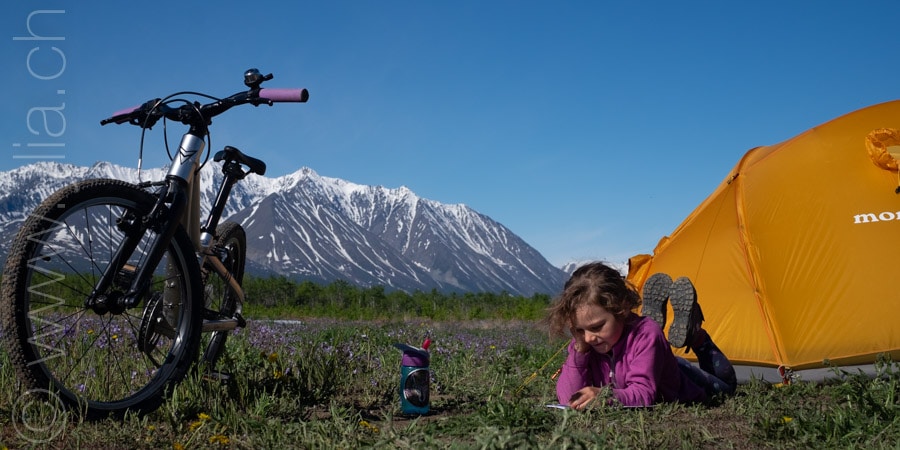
570,326 -> 590,353
568,387 -> 603,410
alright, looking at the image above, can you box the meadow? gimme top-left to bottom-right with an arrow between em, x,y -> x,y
0,281 -> 898,449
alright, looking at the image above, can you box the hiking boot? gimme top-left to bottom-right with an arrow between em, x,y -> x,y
668,276 -> 704,352
641,273 -> 672,329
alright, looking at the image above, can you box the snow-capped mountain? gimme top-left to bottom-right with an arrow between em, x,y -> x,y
0,161 -> 567,296
560,260 -> 628,276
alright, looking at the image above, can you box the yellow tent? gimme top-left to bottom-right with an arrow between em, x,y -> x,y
627,100 -> 900,378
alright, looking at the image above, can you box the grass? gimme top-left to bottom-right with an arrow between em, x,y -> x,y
0,317 -> 898,449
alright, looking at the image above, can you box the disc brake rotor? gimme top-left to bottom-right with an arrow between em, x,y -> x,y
138,292 -> 178,366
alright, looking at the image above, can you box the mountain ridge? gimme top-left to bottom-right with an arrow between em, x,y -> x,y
0,161 -> 567,296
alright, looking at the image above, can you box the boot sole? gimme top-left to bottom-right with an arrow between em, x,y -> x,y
641,273 -> 672,329
668,276 -> 697,348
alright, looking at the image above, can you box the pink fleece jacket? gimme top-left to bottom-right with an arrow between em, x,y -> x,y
555,314 -> 706,407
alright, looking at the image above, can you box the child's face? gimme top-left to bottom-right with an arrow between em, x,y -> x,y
572,303 -> 625,354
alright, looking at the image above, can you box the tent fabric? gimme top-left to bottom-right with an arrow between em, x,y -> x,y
627,100 -> 900,371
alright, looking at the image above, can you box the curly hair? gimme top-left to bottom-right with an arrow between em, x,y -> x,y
545,262 -> 641,338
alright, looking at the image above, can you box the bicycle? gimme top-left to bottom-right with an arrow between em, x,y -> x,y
0,68 -> 308,419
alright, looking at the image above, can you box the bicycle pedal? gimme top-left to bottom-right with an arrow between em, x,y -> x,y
235,312 -> 246,328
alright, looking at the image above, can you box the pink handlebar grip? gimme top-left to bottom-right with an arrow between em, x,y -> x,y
259,88 -> 309,103
111,104 -> 141,118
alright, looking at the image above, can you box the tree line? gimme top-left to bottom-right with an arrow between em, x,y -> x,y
242,275 -> 554,321
1,272 -> 554,321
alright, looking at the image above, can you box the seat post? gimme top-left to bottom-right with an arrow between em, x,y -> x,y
199,160 -> 243,247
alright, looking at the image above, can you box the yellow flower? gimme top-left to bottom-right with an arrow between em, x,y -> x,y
209,434 -> 230,445
188,420 -> 203,432
268,352 -> 279,362
198,412 -> 211,421
112,334 -> 119,340
87,329 -> 94,335
146,424 -> 156,431
359,420 -> 379,434
782,416 -> 793,423
173,443 -> 185,450
272,369 -> 283,379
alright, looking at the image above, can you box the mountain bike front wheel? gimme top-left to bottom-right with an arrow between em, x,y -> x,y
0,179 -> 203,419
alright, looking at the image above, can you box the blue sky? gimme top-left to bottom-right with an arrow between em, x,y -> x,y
3,1 -> 899,268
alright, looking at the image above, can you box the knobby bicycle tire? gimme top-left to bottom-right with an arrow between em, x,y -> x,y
200,221 -> 246,369
0,178 -> 202,419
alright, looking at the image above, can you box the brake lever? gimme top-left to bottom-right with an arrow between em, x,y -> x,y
132,99 -> 165,129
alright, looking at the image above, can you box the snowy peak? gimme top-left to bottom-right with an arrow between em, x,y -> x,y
0,162 -> 567,295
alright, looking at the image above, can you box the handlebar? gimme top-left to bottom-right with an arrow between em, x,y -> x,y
100,69 -> 308,129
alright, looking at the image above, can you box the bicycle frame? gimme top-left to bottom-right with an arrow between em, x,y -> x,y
85,126 -> 244,333
87,70 -> 307,330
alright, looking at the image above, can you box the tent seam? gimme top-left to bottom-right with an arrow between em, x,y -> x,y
732,149 -> 787,369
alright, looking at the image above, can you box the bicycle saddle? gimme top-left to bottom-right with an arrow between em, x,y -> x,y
214,145 -> 267,176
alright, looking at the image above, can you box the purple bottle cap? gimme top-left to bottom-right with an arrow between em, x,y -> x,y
394,343 -> 429,366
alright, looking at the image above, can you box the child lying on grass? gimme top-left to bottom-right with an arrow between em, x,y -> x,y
546,262 -> 736,409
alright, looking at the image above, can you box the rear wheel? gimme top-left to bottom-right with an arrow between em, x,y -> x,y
200,221 -> 246,369
0,179 -> 202,419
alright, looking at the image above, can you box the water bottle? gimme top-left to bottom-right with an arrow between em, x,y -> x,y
393,338 -> 431,415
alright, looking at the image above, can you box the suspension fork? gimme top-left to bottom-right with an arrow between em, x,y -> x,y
85,131 -> 206,312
